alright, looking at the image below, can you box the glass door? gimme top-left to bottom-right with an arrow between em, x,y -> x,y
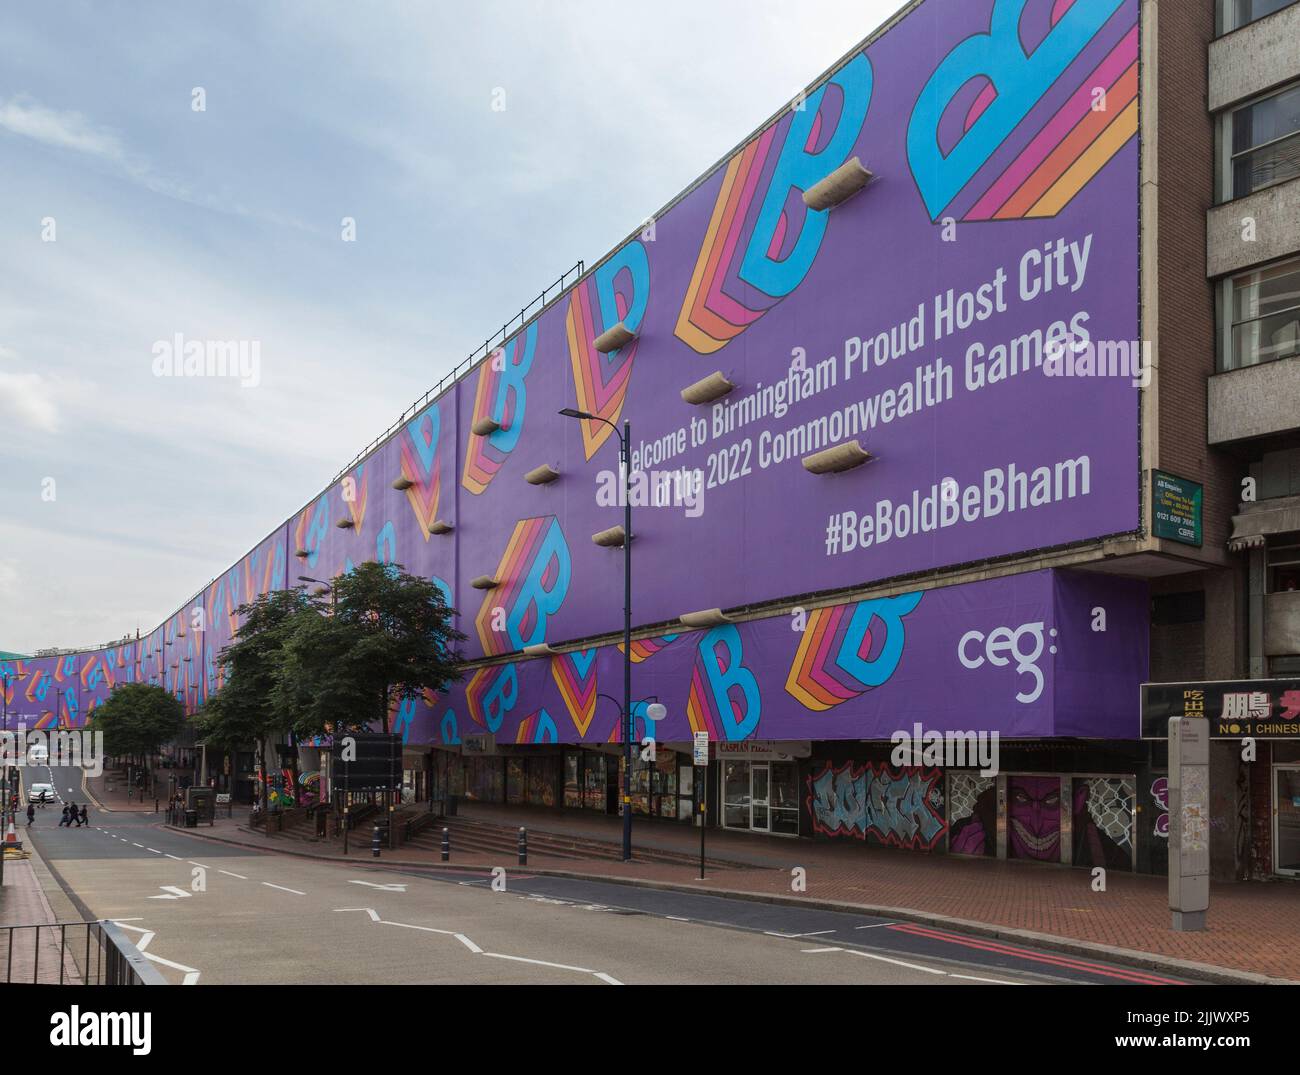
1274,766 -> 1300,876
750,763 -> 770,832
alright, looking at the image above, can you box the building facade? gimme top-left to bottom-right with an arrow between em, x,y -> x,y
3,0 -> 1299,880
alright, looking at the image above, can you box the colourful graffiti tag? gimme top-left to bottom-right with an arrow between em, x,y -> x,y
806,761 -> 946,849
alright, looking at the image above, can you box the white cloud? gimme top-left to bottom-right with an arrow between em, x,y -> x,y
0,95 -> 127,161
0,368 -> 58,433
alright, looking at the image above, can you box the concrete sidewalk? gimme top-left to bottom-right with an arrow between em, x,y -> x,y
172,800 -> 1300,984
82,768 -> 162,813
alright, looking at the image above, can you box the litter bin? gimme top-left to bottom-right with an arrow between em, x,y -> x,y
184,809 -> 198,829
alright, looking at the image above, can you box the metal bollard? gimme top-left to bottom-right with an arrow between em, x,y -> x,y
441,827 -> 450,862
371,823 -> 382,858
518,826 -> 527,866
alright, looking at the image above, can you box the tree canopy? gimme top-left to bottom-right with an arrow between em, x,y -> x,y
273,562 -> 464,737
89,683 -> 186,761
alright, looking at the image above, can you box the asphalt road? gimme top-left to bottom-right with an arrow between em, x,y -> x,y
18,764 -> 1189,986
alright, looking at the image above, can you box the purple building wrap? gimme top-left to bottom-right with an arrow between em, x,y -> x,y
421,568 -> 1148,748
2,0 -> 1148,744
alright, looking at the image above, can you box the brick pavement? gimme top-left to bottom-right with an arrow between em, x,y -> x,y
177,800 -> 1300,983
0,853 -> 85,984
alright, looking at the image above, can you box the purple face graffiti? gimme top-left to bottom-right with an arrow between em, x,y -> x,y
1008,776 -> 1061,861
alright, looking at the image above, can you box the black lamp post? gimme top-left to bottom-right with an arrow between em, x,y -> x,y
559,408 -> 636,861
297,576 -> 336,613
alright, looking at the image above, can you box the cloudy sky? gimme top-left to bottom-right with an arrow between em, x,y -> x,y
0,0 -> 899,653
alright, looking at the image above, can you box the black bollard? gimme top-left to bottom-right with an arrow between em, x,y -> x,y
371,823 -> 382,858
518,826 -> 527,866
441,826 -> 450,862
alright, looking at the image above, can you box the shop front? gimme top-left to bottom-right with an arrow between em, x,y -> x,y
716,742 -> 808,836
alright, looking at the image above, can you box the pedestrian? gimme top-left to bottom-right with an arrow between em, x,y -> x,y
78,805 -> 87,827
25,804 -> 34,827
59,805 -> 70,827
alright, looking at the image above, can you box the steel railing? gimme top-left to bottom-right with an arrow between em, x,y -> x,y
327,259 -> 586,486
1,920 -> 168,985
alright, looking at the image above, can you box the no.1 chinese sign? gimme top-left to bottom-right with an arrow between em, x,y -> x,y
1141,679 -> 1300,738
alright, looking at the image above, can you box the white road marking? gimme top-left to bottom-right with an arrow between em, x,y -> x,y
131,842 -> 143,848
218,869 -> 247,879
112,921 -> 201,985
801,946 -> 844,953
842,949 -> 947,975
188,861 -> 210,869
146,848 -> 160,854
484,952 -> 598,974
348,880 -> 408,892
949,973 -> 1019,985
380,920 -> 455,936
261,882 -> 305,895
147,886 -> 192,900
165,854 -> 182,860
854,922 -> 895,930
335,907 -> 617,984
666,915 -> 690,922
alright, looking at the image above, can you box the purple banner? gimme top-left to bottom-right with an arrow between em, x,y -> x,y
6,0 -> 1144,734
417,569 -> 1148,748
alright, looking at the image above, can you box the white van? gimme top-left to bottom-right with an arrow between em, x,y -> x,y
27,743 -> 48,765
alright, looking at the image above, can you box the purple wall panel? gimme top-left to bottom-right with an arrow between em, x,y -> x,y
5,0 -> 1147,746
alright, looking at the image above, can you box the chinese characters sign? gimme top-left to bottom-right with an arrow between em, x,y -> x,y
1141,679 -> 1300,738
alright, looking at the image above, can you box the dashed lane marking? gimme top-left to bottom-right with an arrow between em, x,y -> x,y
261,882 -> 305,895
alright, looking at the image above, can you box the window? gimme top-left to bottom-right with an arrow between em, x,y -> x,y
1221,256 -> 1300,369
1267,532 -> 1300,593
1221,0 -> 1299,33
1227,82 -> 1300,198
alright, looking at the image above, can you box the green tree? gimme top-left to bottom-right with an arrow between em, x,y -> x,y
200,587 -> 314,750
89,683 -> 186,765
200,587 -> 319,816
273,562 -> 464,736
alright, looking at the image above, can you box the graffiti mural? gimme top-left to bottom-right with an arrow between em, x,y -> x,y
806,761 -> 946,849
1071,776 -> 1134,869
1007,775 -> 1062,862
947,772 -> 997,856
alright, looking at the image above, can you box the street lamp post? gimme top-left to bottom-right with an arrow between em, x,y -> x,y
559,409 -> 635,861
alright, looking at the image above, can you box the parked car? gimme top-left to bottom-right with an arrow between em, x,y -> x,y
27,783 -> 55,804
